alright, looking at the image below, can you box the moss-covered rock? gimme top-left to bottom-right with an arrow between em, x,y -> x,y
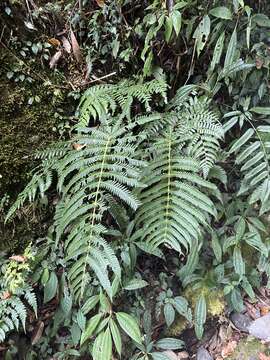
227,337 -> 270,360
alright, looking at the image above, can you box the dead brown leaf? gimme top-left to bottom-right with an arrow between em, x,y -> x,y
260,306 -> 270,316
221,340 -> 237,358
96,0 -> 105,7
48,38 -> 61,47
72,143 -> 86,151
70,30 -> 83,63
61,36 -> 71,53
9,255 -> 26,262
1,291 -> 12,300
177,351 -> 189,359
49,50 -> 62,68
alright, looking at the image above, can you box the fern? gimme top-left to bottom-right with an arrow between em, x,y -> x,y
173,97 -> 223,178
229,125 -> 270,214
0,287 -> 37,342
79,79 -> 168,125
36,118 -> 147,301
133,126 -> 217,254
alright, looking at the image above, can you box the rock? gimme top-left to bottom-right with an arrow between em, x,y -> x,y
196,347 -> 213,360
248,313 -> 270,341
230,313 -> 252,332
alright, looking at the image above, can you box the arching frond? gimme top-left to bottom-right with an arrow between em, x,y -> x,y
229,125 -> 270,214
133,127 -> 217,254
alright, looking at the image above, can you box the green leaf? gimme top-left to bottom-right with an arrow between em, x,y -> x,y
164,303 -> 175,327
193,15 -> 211,56
155,338 -> 184,350
210,32 -> 225,71
252,14 -> 270,27
173,296 -> 192,322
116,312 -> 142,344
250,107 -> 270,115
80,313 -> 102,345
151,353 -> 172,360
43,271 -> 58,303
212,232 -> 222,262
81,295 -> 99,315
171,10 -> 182,36
92,328 -> 112,360
124,279 -> 148,291
164,17 -> 173,42
209,7 -> 232,20
60,293 -> 72,315
233,247 -> 245,277
109,318 -> 122,356
224,28 -> 237,69
194,295 -> 206,339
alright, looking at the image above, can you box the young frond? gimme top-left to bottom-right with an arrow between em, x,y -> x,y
229,125 -> 270,214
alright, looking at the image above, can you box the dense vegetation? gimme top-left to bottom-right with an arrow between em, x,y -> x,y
1,0 -> 270,359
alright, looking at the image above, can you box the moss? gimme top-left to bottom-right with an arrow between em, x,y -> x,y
0,49 -> 71,252
184,286 -> 225,317
227,336 -> 269,360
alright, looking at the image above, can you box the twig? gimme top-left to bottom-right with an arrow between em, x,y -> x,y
84,72 -> 117,85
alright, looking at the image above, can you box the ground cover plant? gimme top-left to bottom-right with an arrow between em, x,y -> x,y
1,0 -> 270,359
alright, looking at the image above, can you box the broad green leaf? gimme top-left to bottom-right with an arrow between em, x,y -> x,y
164,17 -> 173,42
60,293 -> 72,315
77,310 -> 86,331
164,303 -> 175,327
252,14 -> 270,27
210,32 -> 225,71
124,279 -> 148,291
151,353 -> 172,360
81,295 -> 99,315
194,294 -> 206,339
193,15 -> 211,56
209,7 -> 232,20
80,313 -> 102,345
109,318 -> 122,356
250,107 -> 270,115
171,10 -> 182,36
231,288 -> 245,312
99,293 -> 111,313
173,296 -> 192,322
233,247 -> 245,277
44,271 -> 58,303
224,28 -> 237,69
211,232 -> 222,262
92,328 -> 112,360
116,312 -> 142,344
155,337 -> 184,350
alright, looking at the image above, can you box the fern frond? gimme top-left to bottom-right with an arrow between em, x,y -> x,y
229,125 -> 270,214
179,97 -> 224,178
133,127 -> 217,253
79,79 -> 168,126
